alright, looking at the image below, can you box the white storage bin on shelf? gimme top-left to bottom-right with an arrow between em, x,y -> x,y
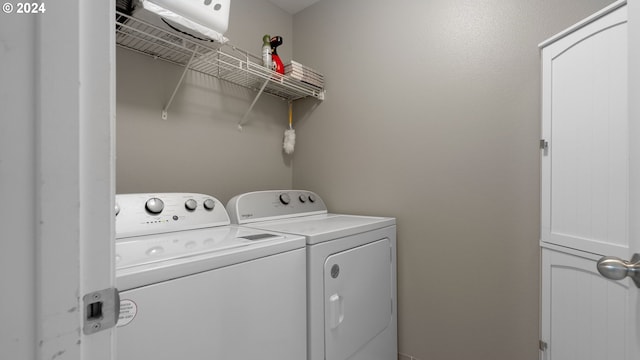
115,11 -> 325,126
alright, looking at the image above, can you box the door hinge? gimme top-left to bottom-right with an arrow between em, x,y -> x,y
539,340 -> 548,351
540,139 -> 549,150
83,287 -> 120,335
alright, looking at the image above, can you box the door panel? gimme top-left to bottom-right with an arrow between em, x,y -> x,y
541,4 -> 629,258
541,248 -> 629,360
323,239 -> 392,360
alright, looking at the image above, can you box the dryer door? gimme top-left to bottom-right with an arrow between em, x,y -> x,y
324,238 -> 392,360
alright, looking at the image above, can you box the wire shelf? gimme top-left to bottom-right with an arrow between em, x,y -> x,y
115,11 -> 325,101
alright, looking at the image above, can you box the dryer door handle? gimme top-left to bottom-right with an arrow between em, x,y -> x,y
329,293 -> 344,329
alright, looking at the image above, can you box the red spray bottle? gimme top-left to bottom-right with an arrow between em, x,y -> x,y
270,36 -> 285,75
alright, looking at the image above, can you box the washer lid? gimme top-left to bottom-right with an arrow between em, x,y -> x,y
115,225 -> 305,291
242,214 -> 396,245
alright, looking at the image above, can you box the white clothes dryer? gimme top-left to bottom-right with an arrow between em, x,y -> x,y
226,190 -> 397,360
114,193 -> 306,360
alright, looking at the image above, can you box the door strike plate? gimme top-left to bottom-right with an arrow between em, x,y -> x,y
82,287 -> 120,335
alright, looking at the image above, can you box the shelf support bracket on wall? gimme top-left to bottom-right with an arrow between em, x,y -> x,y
161,46 -> 199,120
237,78 -> 270,131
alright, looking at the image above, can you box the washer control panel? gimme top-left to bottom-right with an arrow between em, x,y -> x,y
116,193 -> 230,239
226,190 -> 327,224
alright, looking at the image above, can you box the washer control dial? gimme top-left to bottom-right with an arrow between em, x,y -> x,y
299,194 -> 307,203
308,194 -> 316,203
145,198 -> 164,214
203,198 -> 216,211
115,203 -> 120,216
185,199 -> 197,211
279,193 -> 291,205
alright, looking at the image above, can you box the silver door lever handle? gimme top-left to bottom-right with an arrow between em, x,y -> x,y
596,254 -> 640,288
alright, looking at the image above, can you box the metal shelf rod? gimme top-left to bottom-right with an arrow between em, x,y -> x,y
237,79 -> 270,131
161,47 -> 198,120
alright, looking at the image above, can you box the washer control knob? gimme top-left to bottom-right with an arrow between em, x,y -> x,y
145,198 -> 164,214
185,199 -> 197,211
115,203 -> 120,216
203,198 -> 216,211
308,194 -> 316,203
299,194 -> 307,203
279,193 -> 291,205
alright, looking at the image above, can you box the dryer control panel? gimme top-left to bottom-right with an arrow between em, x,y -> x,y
116,193 -> 230,239
226,190 -> 327,224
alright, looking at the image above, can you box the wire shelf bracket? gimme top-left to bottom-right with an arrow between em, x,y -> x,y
162,47 -> 198,120
238,79 -> 270,131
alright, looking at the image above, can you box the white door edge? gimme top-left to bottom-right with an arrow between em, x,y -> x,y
627,0 -> 640,358
36,0 -> 115,359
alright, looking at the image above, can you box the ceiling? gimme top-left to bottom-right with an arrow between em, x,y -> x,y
267,0 -> 322,14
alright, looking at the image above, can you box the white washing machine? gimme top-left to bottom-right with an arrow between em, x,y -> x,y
226,190 -> 397,360
114,193 -> 306,360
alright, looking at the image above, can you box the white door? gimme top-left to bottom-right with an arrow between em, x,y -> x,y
540,2 -> 628,259
540,1 -> 640,359
540,248 -> 631,360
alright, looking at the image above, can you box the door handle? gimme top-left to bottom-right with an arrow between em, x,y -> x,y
596,253 -> 640,288
329,293 -> 344,329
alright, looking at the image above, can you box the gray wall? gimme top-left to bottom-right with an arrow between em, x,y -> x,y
116,0 -> 296,202
290,0 -> 613,359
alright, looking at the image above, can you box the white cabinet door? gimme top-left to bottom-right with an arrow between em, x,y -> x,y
540,248 -> 630,360
541,3 -> 628,258
540,1 -> 640,359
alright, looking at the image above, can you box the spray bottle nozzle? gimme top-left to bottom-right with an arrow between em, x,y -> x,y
270,36 -> 283,49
